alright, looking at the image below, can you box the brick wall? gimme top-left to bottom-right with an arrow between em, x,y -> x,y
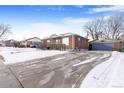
114,40 -> 121,51
69,35 -> 88,49
42,35 -> 88,50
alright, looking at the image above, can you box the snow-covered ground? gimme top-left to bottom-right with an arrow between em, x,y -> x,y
73,57 -> 97,67
0,47 -> 67,64
80,51 -> 124,88
73,53 -> 110,67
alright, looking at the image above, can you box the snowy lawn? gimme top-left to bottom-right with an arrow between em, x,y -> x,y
0,47 -> 67,64
80,51 -> 124,88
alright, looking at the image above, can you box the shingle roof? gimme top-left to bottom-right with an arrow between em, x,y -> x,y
43,33 -> 88,40
90,40 -> 121,43
49,34 -> 58,38
25,37 -> 42,41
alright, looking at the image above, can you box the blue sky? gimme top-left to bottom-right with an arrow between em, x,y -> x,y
0,5 -> 124,40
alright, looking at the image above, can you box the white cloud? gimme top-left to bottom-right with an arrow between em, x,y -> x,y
10,30 -> 38,41
62,17 -> 91,26
89,5 -> 124,13
9,23 -> 74,41
75,5 -> 84,8
30,22 -> 73,37
9,17 -> 91,41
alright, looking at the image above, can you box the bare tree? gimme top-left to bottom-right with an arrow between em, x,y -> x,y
84,22 -> 95,40
106,14 -> 124,40
0,24 -> 11,40
84,14 -> 124,40
84,17 -> 104,40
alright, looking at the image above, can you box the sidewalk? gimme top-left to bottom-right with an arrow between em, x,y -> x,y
0,63 -> 22,88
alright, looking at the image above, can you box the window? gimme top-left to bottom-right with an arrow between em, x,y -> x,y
62,37 -> 69,45
56,40 -> 59,43
78,38 -> 81,41
122,41 -> 124,48
47,40 -> 50,43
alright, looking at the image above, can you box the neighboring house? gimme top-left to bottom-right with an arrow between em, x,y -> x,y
20,41 -> 27,48
4,39 -> 20,47
42,33 -> 89,50
20,37 -> 43,48
89,40 -> 122,51
0,40 -> 5,47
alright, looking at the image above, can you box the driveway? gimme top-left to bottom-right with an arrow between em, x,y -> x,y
7,50 -> 111,88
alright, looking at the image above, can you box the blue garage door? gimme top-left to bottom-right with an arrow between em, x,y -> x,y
92,43 -> 114,51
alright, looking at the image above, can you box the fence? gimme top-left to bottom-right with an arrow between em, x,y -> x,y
46,44 -> 66,51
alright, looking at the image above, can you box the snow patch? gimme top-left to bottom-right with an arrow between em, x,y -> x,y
0,47 -> 67,64
73,57 -> 97,67
100,54 -> 110,59
80,51 -> 124,88
53,57 -> 66,61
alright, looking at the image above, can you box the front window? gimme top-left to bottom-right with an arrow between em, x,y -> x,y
56,40 -> 59,44
78,38 -> 81,41
62,37 -> 69,45
47,40 -> 50,43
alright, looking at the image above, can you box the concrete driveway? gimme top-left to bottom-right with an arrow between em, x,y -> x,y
5,50 -> 111,88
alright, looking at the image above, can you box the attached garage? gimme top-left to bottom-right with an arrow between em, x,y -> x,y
92,42 -> 114,51
89,40 -> 121,51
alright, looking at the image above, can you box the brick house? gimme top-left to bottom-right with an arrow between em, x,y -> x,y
42,33 -> 88,50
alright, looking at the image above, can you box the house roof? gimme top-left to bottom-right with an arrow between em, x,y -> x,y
49,34 -> 58,38
5,39 -> 17,42
90,40 -> 121,43
43,33 -> 88,40
59,33 -> 76,37
25,37 -> 42,41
